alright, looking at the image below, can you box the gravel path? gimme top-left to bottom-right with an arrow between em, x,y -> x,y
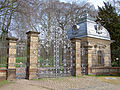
0,76 -> 120,90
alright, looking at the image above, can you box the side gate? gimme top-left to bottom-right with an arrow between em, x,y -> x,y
16,40 -> 27,79
0,36 -> 8,81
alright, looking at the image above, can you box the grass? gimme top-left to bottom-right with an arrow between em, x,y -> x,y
0,64 -> 7,68
16,57 -> 27,63
16,57 -> 27,68
0,57 -> 7,68
97,76 -> 120,85
0,57 -> 27,68
0,56 -> 64,68
0,80 -> 8,87
87,74 -> 120,85
0,80 -> 13,87
87,74 -> 120,77
39,56 -> 64,68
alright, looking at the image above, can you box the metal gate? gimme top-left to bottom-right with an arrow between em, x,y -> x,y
38,27 -> 73,78
81,47 -> 88,75
0,35 -> 8,75
16,40 -> 27,79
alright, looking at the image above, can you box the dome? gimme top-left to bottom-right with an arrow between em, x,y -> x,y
67,14 -> 111,40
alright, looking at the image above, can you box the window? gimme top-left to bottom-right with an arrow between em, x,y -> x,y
97,50 -> 104,66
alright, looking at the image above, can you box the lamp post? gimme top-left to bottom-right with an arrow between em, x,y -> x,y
116,58 -> 119,67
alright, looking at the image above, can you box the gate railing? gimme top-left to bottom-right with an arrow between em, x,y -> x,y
0,31 -> 83,81
16,40 -> 27,79
0,36 -> 8,81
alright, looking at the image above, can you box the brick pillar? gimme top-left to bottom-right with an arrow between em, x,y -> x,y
71,38 -> 82,76
104,45 -> 111,67
87,47 -> 93,74
6,37 -> 18,80
26,31 -> 40,80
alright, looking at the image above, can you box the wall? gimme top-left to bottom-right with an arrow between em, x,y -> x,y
0,68 -> 7,82
80,37 -> 112,74
89,67 -> 120,75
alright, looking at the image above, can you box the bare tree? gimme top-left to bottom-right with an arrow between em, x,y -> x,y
0,0 -> 97,40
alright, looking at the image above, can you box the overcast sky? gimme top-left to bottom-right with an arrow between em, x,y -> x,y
60,0 -> 110,9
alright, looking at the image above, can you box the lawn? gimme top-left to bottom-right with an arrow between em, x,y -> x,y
97,76 -> 120,85
88,75 -> 120,85
0,80 -> 13,87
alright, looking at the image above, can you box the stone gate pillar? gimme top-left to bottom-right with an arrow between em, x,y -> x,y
71,38 -> 82,76
26,31 -> 40,80
7,37 -> 18,80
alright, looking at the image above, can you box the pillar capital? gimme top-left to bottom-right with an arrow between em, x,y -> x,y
26,31 -> 40,36
6,37 -> 18,41
70,38 -> 81,42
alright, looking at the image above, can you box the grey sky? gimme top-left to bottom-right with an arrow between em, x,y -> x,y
60,0 -> 111,9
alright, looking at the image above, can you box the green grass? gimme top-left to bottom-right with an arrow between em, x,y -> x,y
0,80 -> 13,87
0,80 -> 8,86
39,56 -> 64,67
97,76 -> 120,85
0,57 -> 7,68
0,57 -> 27,68
16,57 -> 27,63
16,64 -> 26,68
16,57 -> 27,68
0,64 -> 7,68
87,74 -> 120,77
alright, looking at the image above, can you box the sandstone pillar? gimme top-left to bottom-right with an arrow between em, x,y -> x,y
26,31 -> 40,80
7,37 -> 18,80
71,39 -> 82,76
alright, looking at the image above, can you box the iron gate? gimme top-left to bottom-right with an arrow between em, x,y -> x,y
0,35 -> 8,73
38,27 -> 73,78
16,40 -> 27,79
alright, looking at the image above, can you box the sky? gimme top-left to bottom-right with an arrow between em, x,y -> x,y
60,0 -> 111,9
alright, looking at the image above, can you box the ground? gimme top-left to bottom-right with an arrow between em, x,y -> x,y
0,76 -> 120,90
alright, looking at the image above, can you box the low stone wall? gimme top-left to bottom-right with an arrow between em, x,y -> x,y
89,67 -> 120,75
0,68 -> 7,81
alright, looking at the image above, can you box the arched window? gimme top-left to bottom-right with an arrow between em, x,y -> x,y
97,50 -> 104,66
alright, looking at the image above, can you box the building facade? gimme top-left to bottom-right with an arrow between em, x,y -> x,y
67,14 -> 113,75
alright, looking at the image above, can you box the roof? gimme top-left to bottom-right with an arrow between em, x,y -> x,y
67,14 -> 111,40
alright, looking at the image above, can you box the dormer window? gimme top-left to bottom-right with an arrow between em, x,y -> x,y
72,25 -> 80,35
72,25 -> 77,31
94,23 -> 103,34
72,25 -> 80,31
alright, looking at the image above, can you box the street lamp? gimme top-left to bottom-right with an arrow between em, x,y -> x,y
116,58 -> 119,67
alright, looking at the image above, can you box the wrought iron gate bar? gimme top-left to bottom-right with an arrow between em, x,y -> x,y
0,37 -> 8,70
16,40 -> 27,79
38,27 -> 73,78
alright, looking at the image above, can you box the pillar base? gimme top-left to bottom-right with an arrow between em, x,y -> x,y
27,69 -> 38,80
7,69 -> 16,80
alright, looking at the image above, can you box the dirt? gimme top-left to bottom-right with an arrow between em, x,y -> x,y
0,76 -> 120,90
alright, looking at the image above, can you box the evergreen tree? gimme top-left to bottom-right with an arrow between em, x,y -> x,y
97,2 -> 120,67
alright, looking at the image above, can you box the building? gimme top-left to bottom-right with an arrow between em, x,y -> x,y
67,14 -> 115,75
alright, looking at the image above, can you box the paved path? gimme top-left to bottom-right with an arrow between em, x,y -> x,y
0,76 -> 120,90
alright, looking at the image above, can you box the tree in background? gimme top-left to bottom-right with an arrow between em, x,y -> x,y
97,1 -> 120,67
0,0 -> 97,40
0,0 -> 38,39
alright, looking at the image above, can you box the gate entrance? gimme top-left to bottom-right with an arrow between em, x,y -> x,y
16,40 -> 27,79
38,27 -> 73,78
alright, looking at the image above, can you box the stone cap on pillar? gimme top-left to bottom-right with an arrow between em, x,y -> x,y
26,31 -> 40,35
6,37 -> 18,41
70,38 -> 81,42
